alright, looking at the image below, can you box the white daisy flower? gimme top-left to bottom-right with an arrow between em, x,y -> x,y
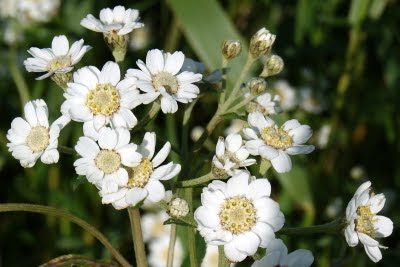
273,80 -> 297,111
100,132 -> 181,210
81,5 -> 144,36
141,210 -> 171,242
194,171 -> 285,262
61,61 -> 141,131
251,239 -> 314,267
247,92 -> 281,116
148,234 -> 184,267
126,49 -> 203,113
7,99 -> 70,167
244,112 -> 314,173
212,133 -> 256,177
74,127 -> 142,193
18,0 -> 60,24
23,35 -> 92,80
344,181 -> 393,263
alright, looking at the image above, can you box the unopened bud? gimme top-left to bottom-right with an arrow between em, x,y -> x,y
103,32 -> 129,62
248,77 -> 267,95
250,28 -> 276,58
260,55 -> 284,77
168,198 -> 189,218
221,40 -> 242,60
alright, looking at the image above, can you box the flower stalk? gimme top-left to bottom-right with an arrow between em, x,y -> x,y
179,172 -> 215,187
128,207 -> 148,267
218,246 -> 230,267
166,224 -> 177,267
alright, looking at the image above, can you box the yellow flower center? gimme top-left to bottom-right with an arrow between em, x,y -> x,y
219,195 -> 257,235
86,83 -> 120,116
95,150 -> 121,174
260,126 -> 292,150
127,158 -> 153,188
152,71 -> 179,94
355,205 -> 377,235
47,55 -> 72,72
26,126 -> 50,152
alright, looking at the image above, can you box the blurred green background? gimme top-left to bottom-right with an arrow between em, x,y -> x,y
0,0 -> 399,266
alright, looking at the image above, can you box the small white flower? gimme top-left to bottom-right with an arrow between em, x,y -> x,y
251,239 -> 314,267
74,127 -> 142,192
23,35 -> 91,80
244,112 -> 314,173
80,5 -> 144,36
212,134 -> 256,176
194,171 -> 284,262
19,0 -> 60,23
344,181 -> 393,263
273,80 -> 297,111
127,49 -> 202,113
148,234 -> 184,267
61,61 -> 141,131
7,100 -> 70,167
316,124 -> 331,149
247,92 -> 281,116
299,87 -> 324,114
141,210 -> 171,242
100,132 -> 181,209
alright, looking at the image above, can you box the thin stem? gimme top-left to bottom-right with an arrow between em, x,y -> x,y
184,188 -> 198,267
9,47 -> 30,109
218,246 -> 230,267
0,203 -> 131,267
179,172 -> 215,188
278,218 -> 344,236
59,145 -> 76,155
166,224 -> 177,267
128,207 -> 148,267
132,101 -> 161,133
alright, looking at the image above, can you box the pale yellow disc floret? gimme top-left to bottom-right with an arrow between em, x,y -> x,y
95,149 -> 121,174
47,55 -> 72,72
152,71 -> 179,94
86,83 -> 120,116
26,126 -> 50,152
127,158 -> 153,188
219,195 -> 257,235
261,126 -> 293,150
355,205 -> 377,235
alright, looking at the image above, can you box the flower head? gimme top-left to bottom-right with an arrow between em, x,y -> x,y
127,49 -> 202,113
251,239 -> 314,267
221,40 -> 242,60
250,28 -> 276,58
61,61 -> 141,131
194,171 -> 284,262
244,112 -> 314,173
260,54 -> 284,78
169,197 -> 189,218
24,35 -> 91,80
7,100 -> 70,167
273,80 -> 297,111
99,132 -> 181,209
148,234 -> 184,267
344,181 -> 393,263
246,92 -> 281,116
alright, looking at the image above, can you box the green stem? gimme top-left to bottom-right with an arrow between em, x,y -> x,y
0,203 -> 131,267
128,207 -> 148,267
184,188 -> 198,267
179,172 -> 215,188
9,47 -> 30,109
278,218 -> 344,236
132,101 -> 161,133
58,145 -> 76,155
166,224 -> 177,267
218,246 -> 230,267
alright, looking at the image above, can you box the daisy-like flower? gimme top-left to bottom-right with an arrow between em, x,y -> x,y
212,134 -> 256,178
7,100 -> 70,167
251,239 -> 314,267
194,171 -> 285,262
100,132 -> 181,209
141,210 -> 171,242
61,61 -> 141,131
246,92 -> 281,116
344,181 -> 393,263
24,35 -> 91,80
148,234 -> 184,267
17,0 -> 60,23
74,127 -> 142,192
244,112 -> 314,173
273,80 -> 297,111
126,49 -> 203,113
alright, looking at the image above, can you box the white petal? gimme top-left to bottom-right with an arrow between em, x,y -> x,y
100,61 -> 120,85
10,117 -> 30,137
364,245 -> 382,263
75,137 -> 100,159
234,231 -> 260,255
152,142 -> 171,167
24,101 -> 38,126
194,206 -> 220,228
285,145 -> 314,155
358,232 -> 379,247
138,132 -> 156,158
216,137 -> 225,158
98,127 -> 117,149
259,145 -> 279,160
115,127 -> 131,149
224,241 -> 248,262
52,35 -> 69,56
160,93 -> 178,114
102,188 -> 128,204
247,178 -> 271,199
372,216 -> 393,238
125,187 -> 148,206
251,222 -> 275,248
245,139 -> 265,155
93,114 -> 106,131
83,121 -> 99,140
270,151 -> 292,173
226,172 -> 250,197
225,133 -> 242,153
289,125 -> 313,144
283,249 -> 314,267
146,49 -> 164,74
115,168 -> 129,186
119,144 -> 142,167
248,112 -> 270,131
344,223 -> 359,247
145,180 -> 165,203
151,162 -> 181,180
164,51 -> 184,75
40,149 -> 59,164
368,193 -> 386,214
282,119 -> 301,131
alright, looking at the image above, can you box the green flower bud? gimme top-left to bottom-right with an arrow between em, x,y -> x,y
221,40 -> 242,60
249,27 -> 276,58
260,55 -> 284,77
248,77 -> 267,95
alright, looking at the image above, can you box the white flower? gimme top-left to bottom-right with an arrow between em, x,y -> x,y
299,87 -> 324,114
247,92 -> 281,115
148,234 -> 184,267
141,210 -> 171,242
23,35 -> 91,80
80,5 -> 144,36
244,112 -> 314,173
273,80 -> 297,111
99,132 -> 181,209
344,181 -> 393,263
129,27 -> 150,51
61,61 -> 141,131
251,239 -> 314,267
194,171 -> 284,262
212,134 -> 256,176
7,100 -> 70,167
74,127 -> 142,192
127,49 -> 202,113
224,119 -> 246,136
316,124 -> 331,148
1,0 -> 59,23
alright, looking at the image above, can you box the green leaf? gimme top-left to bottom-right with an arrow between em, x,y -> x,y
348,0 -> 371,26
164,217 -> 197,228
369,0 -> 388,20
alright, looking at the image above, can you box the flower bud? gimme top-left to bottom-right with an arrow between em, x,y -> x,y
250,28 -> 276,58
221,40 -> 242,60
103,32 -> 129,62
248,77 -> 267,95
168,198 -> 189,218
260,55 -> 284,77
51,72 -> 73,90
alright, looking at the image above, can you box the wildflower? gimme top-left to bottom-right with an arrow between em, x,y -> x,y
148,234 -> 184,267
344,181 -> 393,263
127,49 -> 202,113
141,210 -> 171,242
246,92 -> 281,116
7,100 -> 70,167
249,28 -> 276,58
168,197 -> 189,218
61,61 -> 141,131
273,80 -> 297,111
244,112 -> 314,173
194,171 -> 284,262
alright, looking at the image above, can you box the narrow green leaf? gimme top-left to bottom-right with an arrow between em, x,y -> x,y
348,0 -> 371,26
